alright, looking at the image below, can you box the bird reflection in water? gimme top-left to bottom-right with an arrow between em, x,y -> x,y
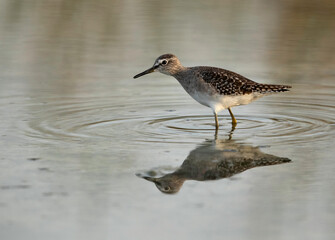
137,139 -> 291,194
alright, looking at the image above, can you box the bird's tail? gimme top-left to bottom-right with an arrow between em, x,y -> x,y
253,156 -> 291,167
252,84 -> 292,93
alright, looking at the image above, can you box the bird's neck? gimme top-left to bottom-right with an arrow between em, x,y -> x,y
172,66 -> 188,80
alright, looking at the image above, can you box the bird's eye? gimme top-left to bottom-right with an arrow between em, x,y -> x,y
164,186 -> 170,191
161,60 -> 168,65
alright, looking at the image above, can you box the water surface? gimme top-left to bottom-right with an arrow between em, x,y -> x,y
0,1 -> 335,240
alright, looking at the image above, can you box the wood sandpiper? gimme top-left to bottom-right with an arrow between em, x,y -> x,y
134,54 -> 291,130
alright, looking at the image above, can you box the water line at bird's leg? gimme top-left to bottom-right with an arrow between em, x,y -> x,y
214,112 -> 219,130
228,107 -> 237,126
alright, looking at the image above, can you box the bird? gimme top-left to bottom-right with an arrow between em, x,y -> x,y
133,54 -> 291,130
137,138 -> 291,194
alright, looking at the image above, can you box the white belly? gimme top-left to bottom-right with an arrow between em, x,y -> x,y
190,91 -> 263,113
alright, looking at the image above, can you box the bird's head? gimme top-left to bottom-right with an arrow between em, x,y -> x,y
141,174 -> 185,194
133,54 -> 183,78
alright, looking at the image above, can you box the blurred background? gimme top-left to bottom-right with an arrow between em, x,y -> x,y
0,0 -> 334,240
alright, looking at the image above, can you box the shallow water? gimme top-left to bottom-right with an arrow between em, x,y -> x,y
1,0 -> 335,239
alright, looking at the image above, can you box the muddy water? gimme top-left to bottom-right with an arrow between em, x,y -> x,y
1,1 -> 335,240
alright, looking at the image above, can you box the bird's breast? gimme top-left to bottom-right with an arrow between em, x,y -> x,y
175,75 -> 221,110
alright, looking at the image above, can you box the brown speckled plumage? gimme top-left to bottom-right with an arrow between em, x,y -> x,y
197,67 -> 291,95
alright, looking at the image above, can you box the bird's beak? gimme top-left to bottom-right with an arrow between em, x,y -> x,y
133,66 -> 156,79
143,176 -> 158,182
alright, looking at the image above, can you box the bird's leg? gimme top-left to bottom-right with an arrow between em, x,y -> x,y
214,111 -> 219,130
228,108 -> 237,126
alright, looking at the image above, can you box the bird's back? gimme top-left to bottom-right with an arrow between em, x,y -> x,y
192,66 -> 291,96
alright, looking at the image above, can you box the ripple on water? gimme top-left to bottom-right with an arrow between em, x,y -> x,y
15,84 -> 335,146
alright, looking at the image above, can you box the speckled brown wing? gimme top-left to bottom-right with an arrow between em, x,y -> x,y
198,67 -> 291,95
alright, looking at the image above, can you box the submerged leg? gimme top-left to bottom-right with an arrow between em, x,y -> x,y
214,112 -> 219,130
228,123 -> 236,140
228,107 -> 237,126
